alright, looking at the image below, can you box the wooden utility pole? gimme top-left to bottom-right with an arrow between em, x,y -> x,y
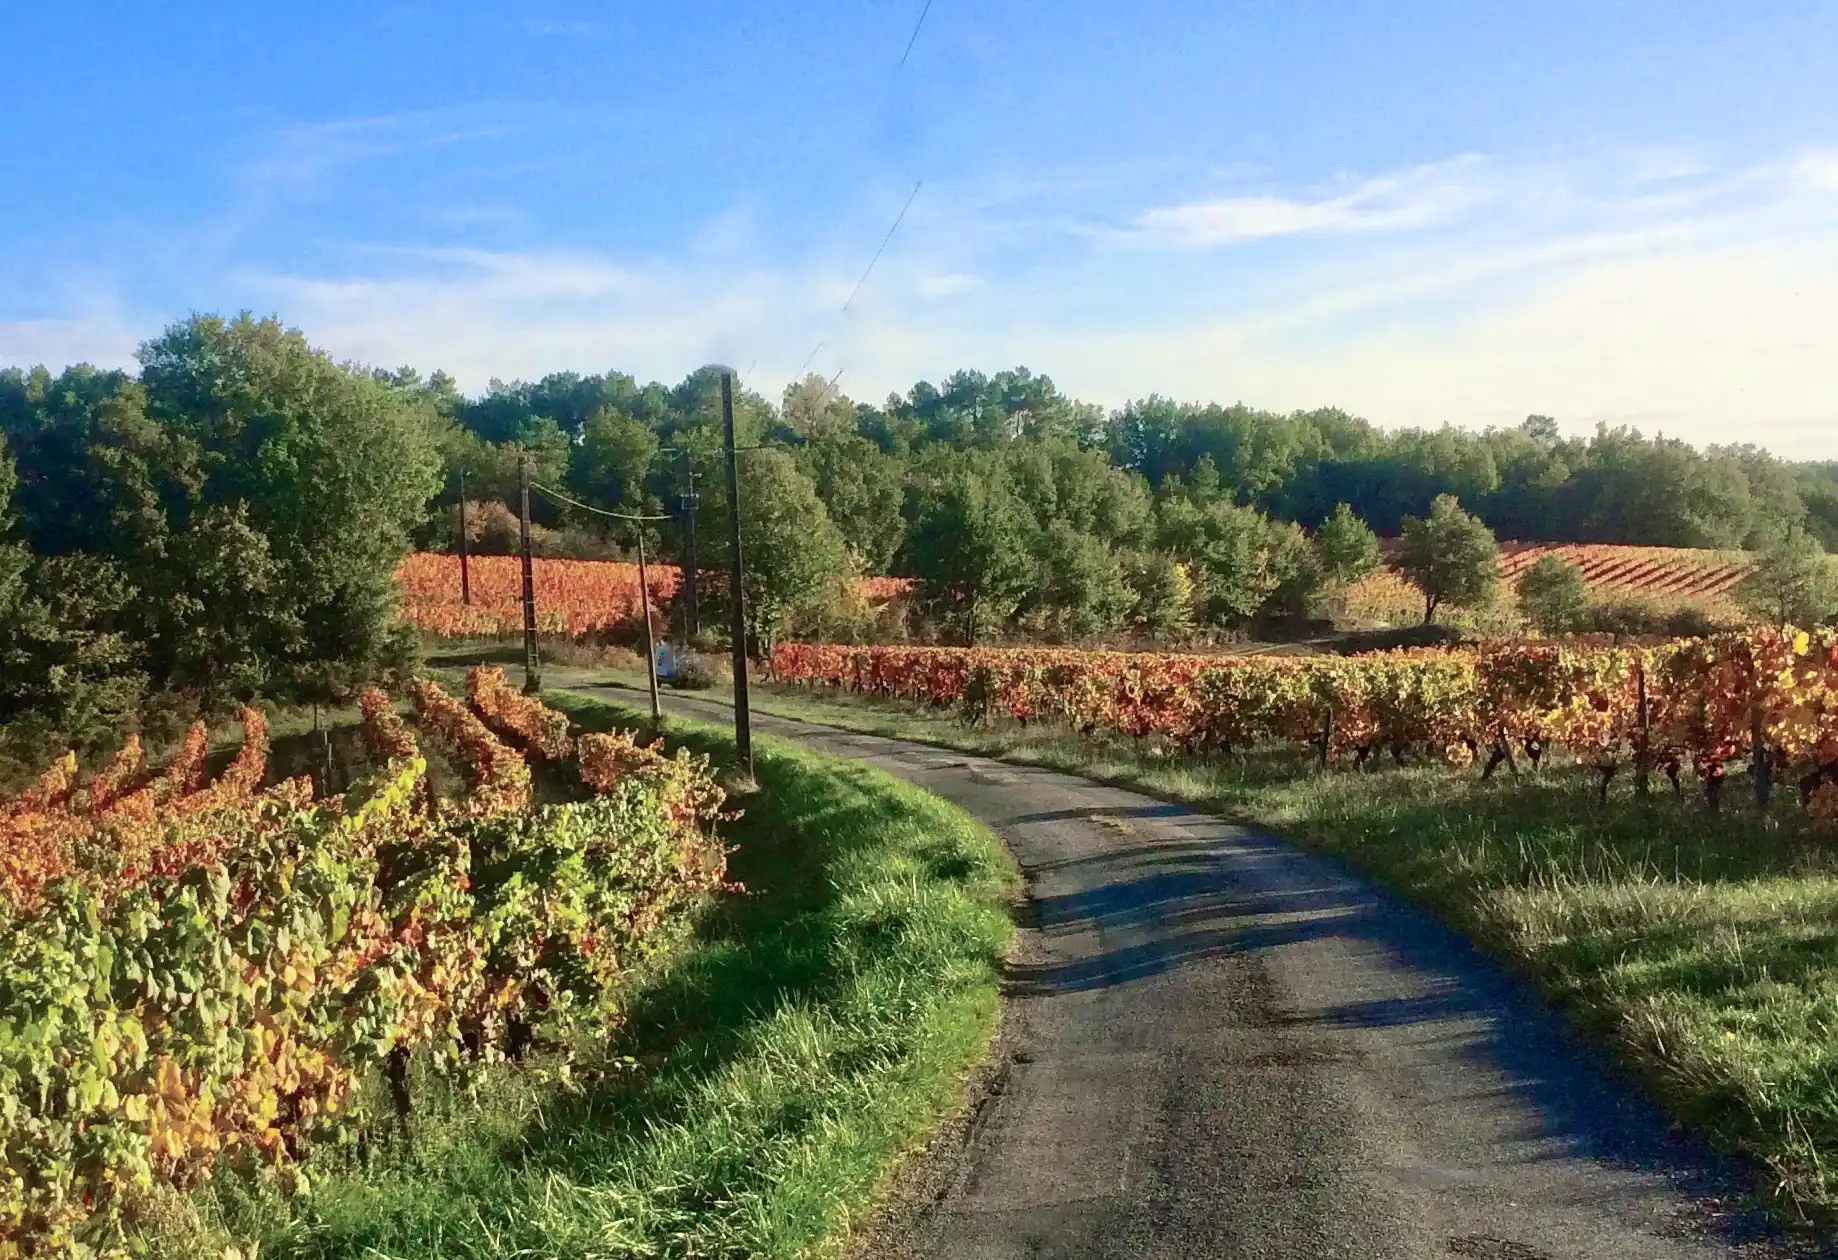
456,467 -> 471,606
518,455 -> 541,694
722,373 -> 753,776
681,450 -> 700,638
636,526 -> 662,723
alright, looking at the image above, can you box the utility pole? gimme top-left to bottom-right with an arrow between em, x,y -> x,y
722,373 -> 753,776
456,467 -> 471,606
636,526 -> 662,723
680,451 -> 700,639
518,454 -> 541,694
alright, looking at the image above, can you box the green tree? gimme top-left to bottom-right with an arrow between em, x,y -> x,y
726,450 -> 852,654
797,425 -> 907,574
0,414 -> 148,766
1316,503 -> 1380,586
137,313 -> 444,699
1155,497 -> 1305,627
570,407 -> 660,516
1261,520 -> 1325,619
1397,494 -> 1500,622
1515,555 -> 1588,634
1126,552 -> 1195,641
1736,524 -> 1837,627
1022,520 -> 1135,640
907,465 -> 1034,643
780,373 -> 856,434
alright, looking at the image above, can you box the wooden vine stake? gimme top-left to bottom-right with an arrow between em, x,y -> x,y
1633,651 -> 1652,799
1752,704 -> 1771,813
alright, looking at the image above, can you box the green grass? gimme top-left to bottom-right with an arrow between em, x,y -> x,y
624,673 -> 1838,1226
176,693 -> 1019,1260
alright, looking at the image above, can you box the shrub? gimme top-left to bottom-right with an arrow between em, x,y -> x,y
1516,556 -> 1589,633
1579,596 -> 1734,639
668,651 -> 730,692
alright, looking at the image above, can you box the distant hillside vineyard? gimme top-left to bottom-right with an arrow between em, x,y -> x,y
1351,541 -> 1752,627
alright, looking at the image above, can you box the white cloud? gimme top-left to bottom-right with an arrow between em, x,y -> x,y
233,248 -> 831,390
0,316 -> 140,374
913,271 -> 981,298
1131,156 -> 1491,245
1794,148 -> 1838,192
1019,238 -> 1838,459
10,148 -> 1838,462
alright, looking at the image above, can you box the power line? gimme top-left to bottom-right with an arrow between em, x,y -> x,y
900,0 -> 935,64
795,340 -> 826,378
792,6 -> 935,386
530,481 -> 671,522
842,180 -> 923,313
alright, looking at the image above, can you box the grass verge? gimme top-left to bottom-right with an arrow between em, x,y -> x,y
180,692 -> 1018,1260
619,672 -> 1838,1227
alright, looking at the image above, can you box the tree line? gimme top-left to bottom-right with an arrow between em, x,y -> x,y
397,358 -> 1837,646
4,314 -> 1836,768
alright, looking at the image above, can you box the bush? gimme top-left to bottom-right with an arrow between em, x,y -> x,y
668,651 -> 730,692
1516,556 -> 1589,634
541,639 -> 648,674
1579,596 -> 1734,639
788,574 -> 878,645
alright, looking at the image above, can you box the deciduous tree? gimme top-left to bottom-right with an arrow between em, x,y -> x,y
1737,524 -> 1837,627
908,465 -> 1033,643
1516,555 -> 1589,634
1398,494 -> 1500,623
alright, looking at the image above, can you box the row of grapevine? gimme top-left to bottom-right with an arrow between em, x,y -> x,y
1348,541 -> 1751,628
395,552 -> 916,641
397,553 -> 680,639
1492,542 -> 1749,599
467,666 -> 576,761
0,683 -> 728,1253
771,630 -> 1838,820
407,676 -> 534,814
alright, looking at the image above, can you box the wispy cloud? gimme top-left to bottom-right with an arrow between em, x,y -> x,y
11,147 -> 1838,460
0,313 -> 141,373
527,19 -> 606,37
1130,156 -> 1492,245
241,110 -> 513,200
1795,149 -> 1838,192
233,246 -> 822,387
913,271 -> 981,298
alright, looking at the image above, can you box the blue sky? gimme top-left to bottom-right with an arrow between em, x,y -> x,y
4,1 -> 1837,456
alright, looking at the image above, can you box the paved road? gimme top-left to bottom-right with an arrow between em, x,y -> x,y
587,685 -> 1817,1260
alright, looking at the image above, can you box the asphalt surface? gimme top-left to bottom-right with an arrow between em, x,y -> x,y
585,684 -> 1821,1260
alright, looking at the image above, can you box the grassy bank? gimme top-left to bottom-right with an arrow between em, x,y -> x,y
180,693 -> 1018,1260
627,673 -> 1838,1225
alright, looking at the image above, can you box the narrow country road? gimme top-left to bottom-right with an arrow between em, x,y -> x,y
584,684 -> 1819,1260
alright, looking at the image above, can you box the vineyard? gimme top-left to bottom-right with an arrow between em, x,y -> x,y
1349,540 -> 1753,627
0,671 -> 728,1254
397,553 -> 914,639
771,631 -> 1838,820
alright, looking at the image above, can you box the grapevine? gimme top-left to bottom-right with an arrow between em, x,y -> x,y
772,629 -> 1838,821
407,676 -> 534,815
0,682 -> 729,1252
